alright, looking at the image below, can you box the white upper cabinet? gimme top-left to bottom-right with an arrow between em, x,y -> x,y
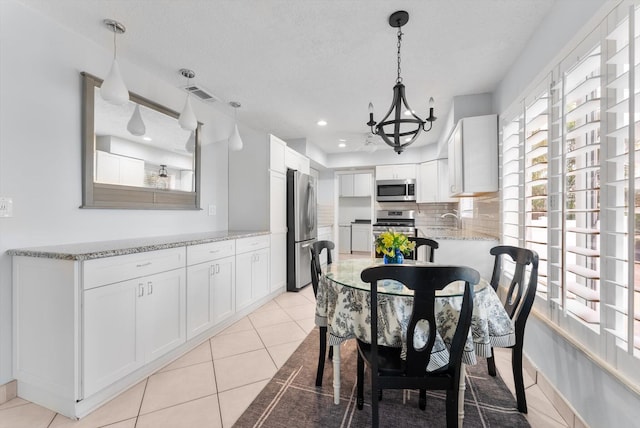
339,173 -> 371,197
285,147 -> 310,174
269,134 -> 287,174
417,159 -> 455,203
448,114 -> 498,196
375,164 -> 417,180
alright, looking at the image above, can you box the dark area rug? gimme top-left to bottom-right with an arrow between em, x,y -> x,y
234,330 -> 530,427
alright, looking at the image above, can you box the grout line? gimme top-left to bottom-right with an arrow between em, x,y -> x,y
134,377 -> 149,425
210,338 -> 225,428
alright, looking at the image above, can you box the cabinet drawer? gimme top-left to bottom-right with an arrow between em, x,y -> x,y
236,235 -> 270,254
187,240 -> 236,266
83,247 -> 185,290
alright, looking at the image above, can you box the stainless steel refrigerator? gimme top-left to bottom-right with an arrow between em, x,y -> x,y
286,169 -> 317,291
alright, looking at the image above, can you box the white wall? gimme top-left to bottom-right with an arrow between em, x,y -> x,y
0,0 -> 241,383
492,0 -> 640,425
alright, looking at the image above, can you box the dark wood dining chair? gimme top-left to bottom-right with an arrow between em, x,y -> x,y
357,264 -> 479,428
487,245 -> 539,413
407,237 -> 439,262
309,240 -> 335,386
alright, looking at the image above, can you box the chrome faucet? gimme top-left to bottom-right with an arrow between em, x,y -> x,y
441,210 -> 462,229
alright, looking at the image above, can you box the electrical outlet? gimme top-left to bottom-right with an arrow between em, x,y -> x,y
0,197 -> 13,217
208,204 -> 216,216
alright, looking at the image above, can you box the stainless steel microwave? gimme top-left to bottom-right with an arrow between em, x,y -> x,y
376,179 -> 416,202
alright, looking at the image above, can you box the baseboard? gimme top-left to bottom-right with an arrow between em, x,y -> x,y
0,380 -> 17,405
522,353 -> 589,428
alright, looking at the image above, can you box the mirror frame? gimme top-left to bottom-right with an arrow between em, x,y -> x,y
81,72 -> 201,210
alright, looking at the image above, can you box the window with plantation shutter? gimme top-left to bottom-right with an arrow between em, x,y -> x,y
498,2 -> 640,389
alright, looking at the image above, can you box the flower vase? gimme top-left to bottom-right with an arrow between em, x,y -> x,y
383,249 -> 404,264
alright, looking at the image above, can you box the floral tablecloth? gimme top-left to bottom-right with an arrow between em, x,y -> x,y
314,260 -> 515,371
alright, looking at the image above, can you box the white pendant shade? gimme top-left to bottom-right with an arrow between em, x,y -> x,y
229,124 -> 243,151
179,96 -> 198,131
185,131 -> 196,153
100,59 -> 129,105
127,104 -> 146,136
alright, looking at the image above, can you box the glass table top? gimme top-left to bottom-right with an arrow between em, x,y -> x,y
324,258 -> 489,297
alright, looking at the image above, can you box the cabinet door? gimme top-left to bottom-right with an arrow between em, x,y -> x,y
212,256 -> 236,325
144,269 -> 186,363
270,232 -> 286,293
375,165 -> 394,180
339,174 -> 354,197
448,122 -> 463,196
394,164 -> 417,180
83,279 -> 144,397
351,225 -> 372,252
270,135 -> 287,174
270,171 -> 287,233
252,248 -> 270,300
186,263 -> 214,340
436,160 -> 456,202
353,173 -> 371,196
235,252 -> 254,311
418,161 -> 438,203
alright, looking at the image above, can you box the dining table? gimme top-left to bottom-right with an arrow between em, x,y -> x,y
314,257 -> 516,427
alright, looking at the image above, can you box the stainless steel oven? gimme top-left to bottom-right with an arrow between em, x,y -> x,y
372,210 -> 417,258
376,179 -> 416,202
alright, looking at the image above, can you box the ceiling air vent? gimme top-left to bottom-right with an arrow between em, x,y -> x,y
183,84 -> 221,103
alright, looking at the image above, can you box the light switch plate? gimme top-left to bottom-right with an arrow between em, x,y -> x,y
0,197 -> 13,217
208,204 -> 216,216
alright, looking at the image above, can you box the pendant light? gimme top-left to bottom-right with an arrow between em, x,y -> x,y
228,101 -> 243,151
100,19 -> 129,105
127,104 -> 146,136
366,11 -> 436,154
178,69 -> 198,131
185,131 -> 196,154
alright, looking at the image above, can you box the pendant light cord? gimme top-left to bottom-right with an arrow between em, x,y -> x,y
112,29 -> 117,60
396,26 -> 403,83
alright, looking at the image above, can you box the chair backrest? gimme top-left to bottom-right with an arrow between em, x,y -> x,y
489,245 -> 539,337
360,264 -> 478,381
309,240 -> 335,297
407,237 -> 439,262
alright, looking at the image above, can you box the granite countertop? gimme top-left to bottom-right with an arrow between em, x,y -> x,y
418,228 -> 498,241
6,230 -> 269,261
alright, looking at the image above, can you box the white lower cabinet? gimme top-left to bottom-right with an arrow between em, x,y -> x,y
186,240 -> 236,339
83,268 -> 186,397
236,236 -> 270,311
11,233 -> 276,419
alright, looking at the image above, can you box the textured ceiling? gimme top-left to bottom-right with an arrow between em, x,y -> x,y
18,0 -> 556,154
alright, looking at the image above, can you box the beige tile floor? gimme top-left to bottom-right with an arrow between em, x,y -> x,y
0,283 -> 570,428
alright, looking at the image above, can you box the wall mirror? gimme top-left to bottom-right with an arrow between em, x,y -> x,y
81,72 -> 201,209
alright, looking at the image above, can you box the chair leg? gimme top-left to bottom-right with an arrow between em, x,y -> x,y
445,389 -> 458,428
419,389 -> 426,410
371,370 -> 379,428
356,351 -> 364,410
316,326 -> 328,386
487,354 -> 497,377
512,344 -> 528,413
328,345 -> 333,361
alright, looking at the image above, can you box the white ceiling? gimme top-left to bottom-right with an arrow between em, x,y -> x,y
19,0 -> 556,154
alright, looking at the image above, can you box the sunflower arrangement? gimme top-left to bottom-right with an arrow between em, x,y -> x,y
374,229 -> 416,257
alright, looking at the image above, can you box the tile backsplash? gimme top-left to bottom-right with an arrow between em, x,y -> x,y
374,195 -> 499,238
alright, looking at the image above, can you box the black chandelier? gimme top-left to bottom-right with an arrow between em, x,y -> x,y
367,11 -> 436,154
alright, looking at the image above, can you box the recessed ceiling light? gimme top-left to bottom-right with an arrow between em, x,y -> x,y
338,143 -> 346,148
339,138 -> 346,142
317,120 -> 327,126
143,137 -> 152,141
